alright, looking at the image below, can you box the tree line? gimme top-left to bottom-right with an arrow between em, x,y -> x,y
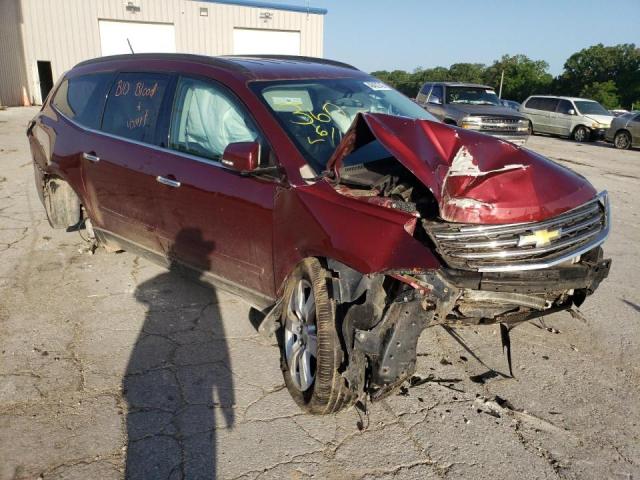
371,43 -> 640,110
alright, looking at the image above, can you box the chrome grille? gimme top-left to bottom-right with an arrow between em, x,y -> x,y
426,192 -> 609,272
479,117 -> 523,132
480,117 -> 521,123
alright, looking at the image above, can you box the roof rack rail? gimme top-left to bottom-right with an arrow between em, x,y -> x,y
73,53 -> 246,71
224,54 -> 358,71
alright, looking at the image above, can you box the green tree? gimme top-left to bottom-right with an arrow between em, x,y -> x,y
371,69 -> 420,96
556,43 -> 640,109
483,54 -> 553,101
580,80 -> 620,109
448,63 -> 486,84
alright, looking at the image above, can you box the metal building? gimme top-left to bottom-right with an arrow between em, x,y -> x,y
0,0 -> 326,106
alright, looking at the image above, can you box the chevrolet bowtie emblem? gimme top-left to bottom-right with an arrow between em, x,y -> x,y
518,228 -> 562,248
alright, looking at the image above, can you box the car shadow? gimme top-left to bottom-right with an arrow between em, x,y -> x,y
531,132 -> 615,150
123,228 -> 234,479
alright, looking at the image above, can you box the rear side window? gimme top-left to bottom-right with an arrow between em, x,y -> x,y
101,72 -> 170,143
52,73 -> 113,129
539,98 -> 559,112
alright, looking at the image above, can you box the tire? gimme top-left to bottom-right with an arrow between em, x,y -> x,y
572,125 -> 589,143
279,258 -> 352,414
527,121 -> 534,135
614,130 -> 632,150
43,177 -> 81,229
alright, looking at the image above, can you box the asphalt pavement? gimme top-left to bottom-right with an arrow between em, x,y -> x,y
1,107 -> 638,480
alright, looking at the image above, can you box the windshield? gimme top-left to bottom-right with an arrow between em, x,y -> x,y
574,100 -> 610,116
251,78 -> 436,172
446,86 -> 500,106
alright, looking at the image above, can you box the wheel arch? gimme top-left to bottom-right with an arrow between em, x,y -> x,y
40,173 -> 83,229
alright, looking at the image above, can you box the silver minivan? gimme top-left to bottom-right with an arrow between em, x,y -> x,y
520,95 -> 614,142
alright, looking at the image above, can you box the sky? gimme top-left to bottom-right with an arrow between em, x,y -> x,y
286,0 -> 640,75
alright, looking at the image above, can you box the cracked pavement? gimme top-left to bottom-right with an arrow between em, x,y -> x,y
1,107 -> 639,479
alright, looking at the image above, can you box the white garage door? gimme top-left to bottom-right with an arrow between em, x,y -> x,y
99,20 -> 176,56
233,28 -> 300,55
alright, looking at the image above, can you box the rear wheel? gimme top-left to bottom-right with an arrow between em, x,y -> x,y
280,258 -> 352,414
573,125 -> 589,142
614,130 -> 631,150
43,177 -> 81,229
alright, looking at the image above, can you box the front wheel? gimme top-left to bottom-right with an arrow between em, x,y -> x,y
280,258 -> 352,414
573,125 -> 589,142
614,131 -> 631,150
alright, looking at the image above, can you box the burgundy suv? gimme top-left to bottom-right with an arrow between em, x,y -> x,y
28,54 -> 610,414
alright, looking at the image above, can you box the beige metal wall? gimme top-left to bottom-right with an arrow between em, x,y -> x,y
0,0 -> 324,106
0,0 -> 29,106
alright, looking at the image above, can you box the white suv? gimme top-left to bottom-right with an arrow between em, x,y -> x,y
520,95 -> 614,142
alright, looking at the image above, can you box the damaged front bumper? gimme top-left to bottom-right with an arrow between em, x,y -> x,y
334,193 -> 611,399
339,250 -> 610,399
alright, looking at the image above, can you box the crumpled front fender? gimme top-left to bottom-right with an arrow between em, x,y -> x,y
272,181 -> 441,293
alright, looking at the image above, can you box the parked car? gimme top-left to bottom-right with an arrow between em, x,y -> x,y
605,111 -> 640,149
415,82 -> 530,145
610,109 -> 629,117
28,54 -> 611,414
501,99 -> 521,110
520,95 -> 614,142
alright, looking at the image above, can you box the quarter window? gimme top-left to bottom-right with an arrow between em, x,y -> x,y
52,73 -> 113,129
525,97 -> 541,110
101,72 -> 170,143
169,77 -> 260,161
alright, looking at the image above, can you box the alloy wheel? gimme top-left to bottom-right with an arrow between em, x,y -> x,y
614,132 -> 631,149
284,278 -> 318,392
574,127 -> 587,142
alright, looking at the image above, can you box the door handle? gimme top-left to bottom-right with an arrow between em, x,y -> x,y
156,176 -> 181,188
82,152 -> 100,163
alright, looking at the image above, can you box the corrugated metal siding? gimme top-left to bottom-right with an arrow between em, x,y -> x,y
3,0 -> 323,105
0,0 -> 29,106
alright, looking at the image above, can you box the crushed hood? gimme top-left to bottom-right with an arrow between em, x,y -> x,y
326,113 -> 596,224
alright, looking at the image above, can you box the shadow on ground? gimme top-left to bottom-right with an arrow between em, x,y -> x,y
123,228 -> 234,479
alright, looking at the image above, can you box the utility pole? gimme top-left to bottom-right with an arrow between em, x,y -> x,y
498,70 -> 505,99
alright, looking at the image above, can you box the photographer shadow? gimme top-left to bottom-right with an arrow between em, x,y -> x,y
123,228 -> 234,479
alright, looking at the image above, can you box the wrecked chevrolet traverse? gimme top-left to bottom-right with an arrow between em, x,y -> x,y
28,54 -> 610,415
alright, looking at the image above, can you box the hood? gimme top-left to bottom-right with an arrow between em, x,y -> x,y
585,114 -> 613,126
447,103 -> 526,119
327,113 -> 596,224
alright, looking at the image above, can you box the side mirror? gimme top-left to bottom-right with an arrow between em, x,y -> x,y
221,141 -> 260,172
567,109 -> 576,115
429,97 -> 442,105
